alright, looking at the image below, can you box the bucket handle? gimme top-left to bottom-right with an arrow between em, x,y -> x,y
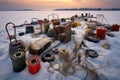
47,13 -> 59,20
5,22 -> 17,43
31,18 -> 38,22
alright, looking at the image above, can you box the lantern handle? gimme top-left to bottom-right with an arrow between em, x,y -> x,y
5,22 -> 17,43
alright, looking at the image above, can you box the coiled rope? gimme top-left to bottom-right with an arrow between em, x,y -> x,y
47,36 -> 109,80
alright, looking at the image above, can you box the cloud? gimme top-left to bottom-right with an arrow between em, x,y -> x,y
73,0 -> 120,8
0,0 -> 37,10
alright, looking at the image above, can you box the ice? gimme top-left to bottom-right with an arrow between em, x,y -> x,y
0,11 -> 120,80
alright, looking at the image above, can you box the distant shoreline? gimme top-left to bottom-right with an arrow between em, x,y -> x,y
53,10 -> 120,11
0,8 -> 120,11
0,10 -> 120,11
0,9 -> 35,11
54,8 -> 120,11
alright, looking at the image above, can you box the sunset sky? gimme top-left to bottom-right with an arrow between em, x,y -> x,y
0,0 -> 120,10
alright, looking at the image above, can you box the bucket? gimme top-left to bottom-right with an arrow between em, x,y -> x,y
61,18 -> 66,22
31,18 -> 38,25
96,27 -> 106,39
112,24 -> 119,31
26,55 -> 41,74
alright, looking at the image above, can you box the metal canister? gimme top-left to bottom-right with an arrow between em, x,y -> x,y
40,20 -> 49,34
26,26 -> 34,34
26,55 -> 41,74
5,22 -> 26,72
10,49 -> 26,72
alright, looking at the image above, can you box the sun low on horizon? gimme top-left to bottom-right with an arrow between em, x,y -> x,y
0,0 -> 120,10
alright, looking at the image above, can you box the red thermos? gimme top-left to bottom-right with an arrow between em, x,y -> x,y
96,27 -> 106,39
26,55 -> 41,74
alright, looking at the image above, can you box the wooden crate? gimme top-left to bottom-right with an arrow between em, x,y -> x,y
29,38 -> 52,55
55,22 -> 71,43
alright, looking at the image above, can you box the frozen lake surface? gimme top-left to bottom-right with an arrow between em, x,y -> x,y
0,11 -> 120,80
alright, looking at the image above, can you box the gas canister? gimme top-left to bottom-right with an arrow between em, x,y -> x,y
5,22 -> 26,72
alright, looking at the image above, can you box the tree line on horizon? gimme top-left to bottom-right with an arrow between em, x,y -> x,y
54,8 -> 120,11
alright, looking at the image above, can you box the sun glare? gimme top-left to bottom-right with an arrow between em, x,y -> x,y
33,0 -> 73,3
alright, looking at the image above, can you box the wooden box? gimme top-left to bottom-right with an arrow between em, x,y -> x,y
29,38 -> 52,55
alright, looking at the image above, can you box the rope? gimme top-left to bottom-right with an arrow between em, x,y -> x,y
47,62 -> 54,74
47,59 -> 108,80
46,36 -> 108,80
99,74 -> 108,80
93,54 -> 110,70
